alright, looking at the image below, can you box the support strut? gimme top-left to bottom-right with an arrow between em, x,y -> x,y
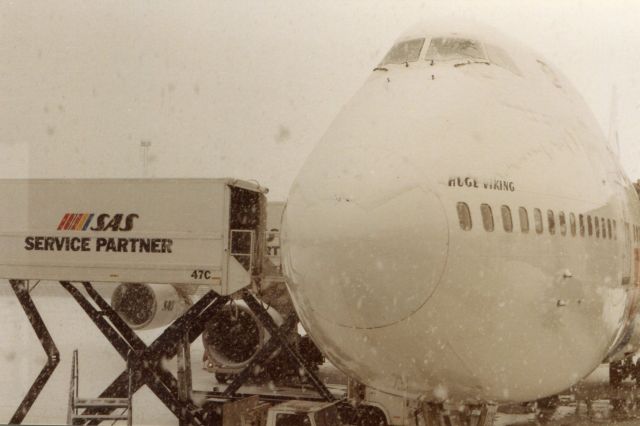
9,280 -> 60,425
60,281 -> 229,426
241,289 -> 335,402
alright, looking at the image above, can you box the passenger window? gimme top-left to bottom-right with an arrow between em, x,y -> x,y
519,207 -> 529,233
481,204 -> 494,231
594,216 -> 600,238
456,202 -> 472,231
559,212 -> 566,236
501,205 -> 513,232
534,209 -> 543,234
380,38 -> 425,65
626,223 -> 631,243
579,214 -> 585,237
607,219 -> 612,240
588,216 -> 593,236
547,210 -> 555,235
613,220 -> 617,240
601,218 -> 607,239
569,213 -> 576,236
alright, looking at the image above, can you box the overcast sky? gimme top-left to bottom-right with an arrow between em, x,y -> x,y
1,1 -> 639,200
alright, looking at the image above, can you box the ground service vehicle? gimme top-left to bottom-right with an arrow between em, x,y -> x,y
220,396 -> 342,426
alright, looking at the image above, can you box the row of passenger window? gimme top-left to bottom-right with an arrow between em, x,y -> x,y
456,202 -> 622,240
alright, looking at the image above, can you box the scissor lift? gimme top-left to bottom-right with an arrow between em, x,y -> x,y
0,179 -> 334,425
8,279 -> 334,425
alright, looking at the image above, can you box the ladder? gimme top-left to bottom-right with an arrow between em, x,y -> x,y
67,349 -> 132,425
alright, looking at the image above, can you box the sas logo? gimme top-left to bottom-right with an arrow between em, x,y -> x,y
57,213 -> 139,232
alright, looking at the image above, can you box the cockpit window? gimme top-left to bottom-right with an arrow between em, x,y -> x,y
484,44 -> 521,76
379,38 -> 425,66
425,37 -> 486,62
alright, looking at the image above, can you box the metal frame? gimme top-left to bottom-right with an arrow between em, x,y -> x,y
229,228 -> 256,273
8,279 -> 60,425
9,280 -> 334,425
59,281 -> 229,426
219,289 -> 335,402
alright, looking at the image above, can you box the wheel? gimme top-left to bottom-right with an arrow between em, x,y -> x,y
356,406 -> 388,426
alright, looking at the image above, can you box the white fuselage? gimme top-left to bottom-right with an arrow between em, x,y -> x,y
281,24 -> 640,403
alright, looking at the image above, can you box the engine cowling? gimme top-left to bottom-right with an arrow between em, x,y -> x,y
111,283 -> 190,330
203,300 -> 283,373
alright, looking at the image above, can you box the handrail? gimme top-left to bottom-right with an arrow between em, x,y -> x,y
127,351 -> 133,426
66,349 -> 78,425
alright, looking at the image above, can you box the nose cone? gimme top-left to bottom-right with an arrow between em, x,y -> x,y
282,145 -> 449,329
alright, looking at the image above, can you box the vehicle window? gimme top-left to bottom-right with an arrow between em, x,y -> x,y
595,216 -> 600,238
613,220 -> 617,240
481,204 -> 494,232
607,219 -> 612,240
559,211 -> 566,236
276,413 -> 311,426
425,37 -> 486,62
534,209 -> 543,234
579,214 -> 585,237
569,213 -> 576,236
380,38 -> 425,65
501,205 -> 513,232
456,202 -> 472,231
601,218 -> 607,239
547,210 -> 555,235
314,408 -> 339,426
588,216 -> 593,236
484,44 -> 521,76
519,207 -> 529,233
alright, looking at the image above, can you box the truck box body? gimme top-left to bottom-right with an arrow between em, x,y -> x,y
0,178 -> 267,295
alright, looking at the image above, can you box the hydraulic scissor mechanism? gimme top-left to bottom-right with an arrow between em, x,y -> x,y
8,280 -> 334,425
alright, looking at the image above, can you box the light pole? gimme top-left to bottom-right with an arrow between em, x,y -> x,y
140,140 -> 151,177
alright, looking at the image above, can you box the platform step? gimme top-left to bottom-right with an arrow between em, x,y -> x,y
71,414 -> 128,421
74,398 -> 129,408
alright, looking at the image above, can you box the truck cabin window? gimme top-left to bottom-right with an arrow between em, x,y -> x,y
276,413 -> 311,426
314,409 -> 339,426
379,38 -> 425,66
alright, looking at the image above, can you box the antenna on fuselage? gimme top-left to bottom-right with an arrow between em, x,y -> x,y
609,85 -> 620,159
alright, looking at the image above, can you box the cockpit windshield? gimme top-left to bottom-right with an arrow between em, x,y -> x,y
425,37 -> 487,62
379,38 -> 425,66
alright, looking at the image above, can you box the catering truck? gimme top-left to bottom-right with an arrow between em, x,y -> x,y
0,178 -> 267,292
